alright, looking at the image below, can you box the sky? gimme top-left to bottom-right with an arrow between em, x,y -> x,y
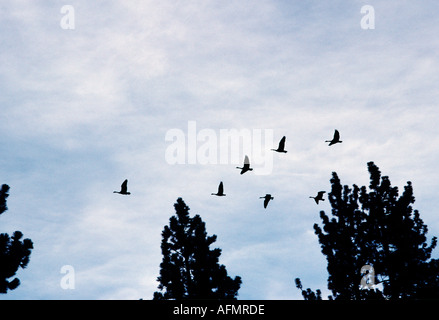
1,0 -> 439,300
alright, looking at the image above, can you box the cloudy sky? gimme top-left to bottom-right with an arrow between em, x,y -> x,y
1,0 -> 439,299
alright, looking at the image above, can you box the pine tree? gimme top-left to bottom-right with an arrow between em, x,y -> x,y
296,162 -> 439,299
0,184 -> 34,293
153,198 -> 242,300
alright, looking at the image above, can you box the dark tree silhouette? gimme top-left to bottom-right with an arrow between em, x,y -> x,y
296,162 -> 439,300
0,184 -> 34,293
153,198 -> 242,300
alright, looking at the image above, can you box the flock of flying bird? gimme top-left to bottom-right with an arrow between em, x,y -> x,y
114,129 -> 343,209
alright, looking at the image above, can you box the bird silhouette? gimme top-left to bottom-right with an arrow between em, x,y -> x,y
259,194 -> 274,208
325,129 -> 342,146
236,155 -> 253,175
211,181 -> 226,196
113,179 -> 131,195
309,191 -> 325,204
271,136 -> 287,153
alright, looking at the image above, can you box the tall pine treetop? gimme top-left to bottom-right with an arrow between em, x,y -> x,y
154,198 -> 241,300
296,162 -> 439,300
0,184 -> 34,294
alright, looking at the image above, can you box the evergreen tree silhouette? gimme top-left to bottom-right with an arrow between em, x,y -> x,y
295,162 -> 439,300
153,198 -> 242,300
0,184 -> 34,293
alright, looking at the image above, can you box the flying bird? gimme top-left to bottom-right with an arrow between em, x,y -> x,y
211,181 -> 226,196
271,136 -> 287,153
236,155 -> 253,175
113,179 -> 131,195
325,129 -> 343,146
310,191 -> 325,204
259,194 -> 274,209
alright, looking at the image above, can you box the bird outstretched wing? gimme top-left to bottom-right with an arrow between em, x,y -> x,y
218,182 -> 224,194
279,136 -> 286,150
264,198 -> 269,208
121,179 -> 128,193
334,130 -> 340,141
